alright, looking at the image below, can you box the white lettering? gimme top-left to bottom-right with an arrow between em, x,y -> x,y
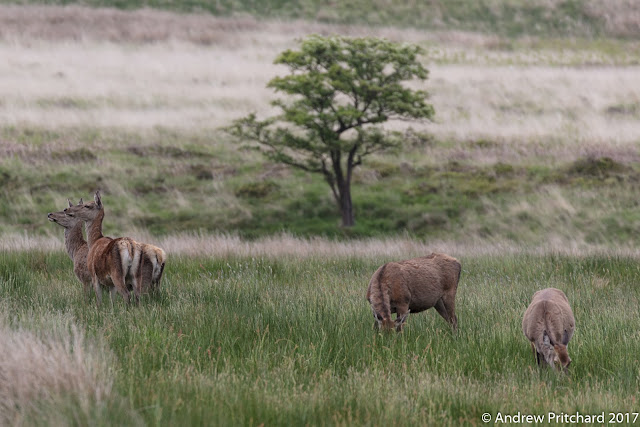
495,412 -> 545,423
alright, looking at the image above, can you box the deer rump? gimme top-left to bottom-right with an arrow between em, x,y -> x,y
87,237 -> 140,294
138,243 -> 166,293
367,253 -> 461,331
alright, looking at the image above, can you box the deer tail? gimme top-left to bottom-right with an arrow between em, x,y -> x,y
370,264 -> 393,329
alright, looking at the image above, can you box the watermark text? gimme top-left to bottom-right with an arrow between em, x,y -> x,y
481,411 -> 639,424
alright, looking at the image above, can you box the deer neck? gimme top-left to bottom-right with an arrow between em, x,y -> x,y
85,209 -> 105,247
64,222 -> 86,259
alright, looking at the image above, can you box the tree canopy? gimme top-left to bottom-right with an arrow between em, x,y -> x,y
227,34 -> 434,227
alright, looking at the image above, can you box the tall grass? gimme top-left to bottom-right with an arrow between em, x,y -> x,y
0,303 -> 139,425
1,249 -> 639,425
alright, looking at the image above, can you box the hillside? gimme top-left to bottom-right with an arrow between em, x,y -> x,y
3,0 -> 640,38
1,4 -> 640,248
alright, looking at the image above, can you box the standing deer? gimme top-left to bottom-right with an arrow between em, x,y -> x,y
47,199 -> 92,298
49,198 -> 166,301
137,242 -> 166,294
366,253 -> 461,332
522,287 -> 575,373
64,190 -> 142,305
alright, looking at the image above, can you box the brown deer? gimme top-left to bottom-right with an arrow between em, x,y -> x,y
64,190 -> 142,305
522,287 -> 575,373
366,253 -> 461,332
137,242 -> 166,294
47,199 -> 92,297
49,199 -> 165,301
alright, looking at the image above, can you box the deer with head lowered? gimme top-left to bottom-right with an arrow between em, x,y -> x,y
522,287 -> 575,373
64,190 -> 165,305
366,253 -> 461,332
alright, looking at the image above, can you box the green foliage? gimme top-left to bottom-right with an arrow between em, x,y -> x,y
235,180 -> 279,199
1,251 -> 640,424
567,156 -> 627,178
228,35 -> 433,226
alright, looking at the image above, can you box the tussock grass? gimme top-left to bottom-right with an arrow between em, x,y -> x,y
1,250 -> 639,425
0,309 -> 138,426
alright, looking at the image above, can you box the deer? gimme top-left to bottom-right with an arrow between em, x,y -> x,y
137,242 -> 166,294
64,190 -> 144,305
522,287 -> 575,373
47,199 -> 92,298
366,253 -> 461,332
49,198 -> 166,301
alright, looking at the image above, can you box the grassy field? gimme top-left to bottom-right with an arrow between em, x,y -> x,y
1,249 -> 639,425
1,3 -> 640,424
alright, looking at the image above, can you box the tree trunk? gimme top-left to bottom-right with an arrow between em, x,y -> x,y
339,182 -> 355,227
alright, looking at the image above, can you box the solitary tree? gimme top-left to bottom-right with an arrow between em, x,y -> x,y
227,35 -> 434,227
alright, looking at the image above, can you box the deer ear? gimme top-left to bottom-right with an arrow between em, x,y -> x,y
67,199 -> 73,208
94,190 -> 102,208
78,198 -> 83,205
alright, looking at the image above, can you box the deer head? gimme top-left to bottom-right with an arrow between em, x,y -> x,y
64,191 -> 103,221
543,332 -> 571,373
48,199 -> 84,228
553,344 -> 572,373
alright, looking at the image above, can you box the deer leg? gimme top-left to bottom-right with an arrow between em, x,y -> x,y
395,304 -> 410,332
140,256 -> 152,295
92,277 -> 102,307
110,270 -> 131,304
370,306 -> 380,330
83,285 -> 91,304
434,298 -> 456,330
440,294 -> 458,330
154,262 -> 165,293
530,341 -> 543,366
108,286 -> 116,306
126,266 -> 141,305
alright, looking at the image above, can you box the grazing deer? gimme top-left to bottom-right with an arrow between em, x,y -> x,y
64,190 -> 142,305
366,253 -> 461,332
522,288 -> 575,373
47,199 -> 92,297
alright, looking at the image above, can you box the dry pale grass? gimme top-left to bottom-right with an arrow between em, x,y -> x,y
586,0 -> 640,38
0,314 -> 113,426
1,6 -> 640,164
3,231 -> 638,260
0,5 -> 263,45
422,65 -> 640,164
